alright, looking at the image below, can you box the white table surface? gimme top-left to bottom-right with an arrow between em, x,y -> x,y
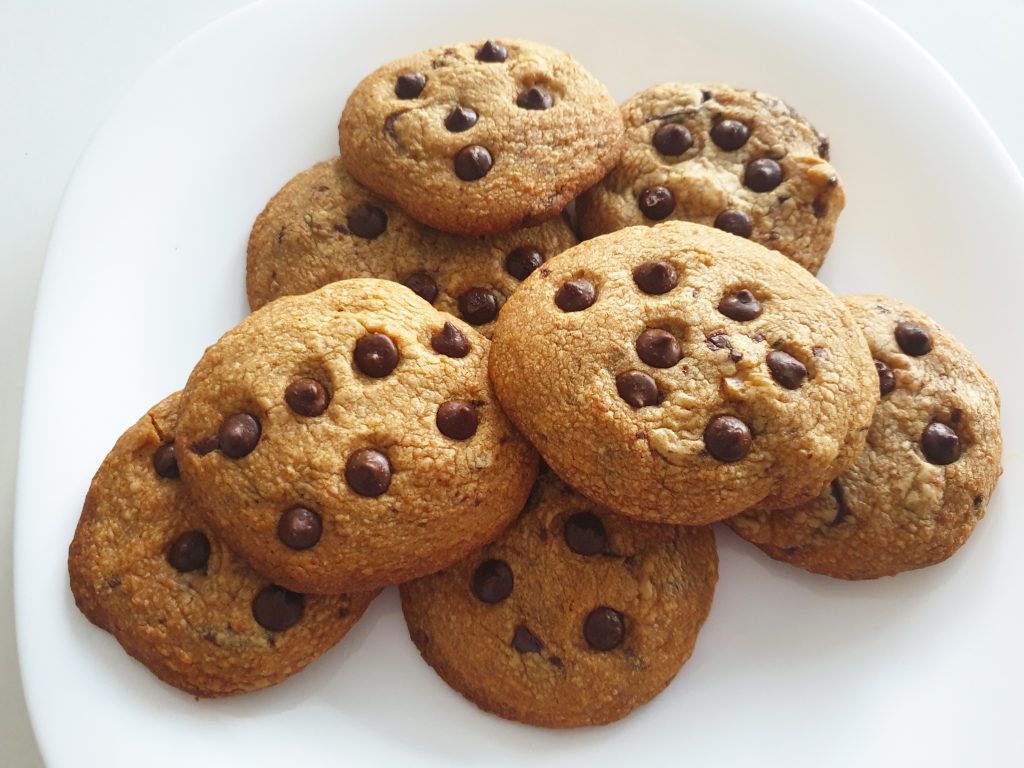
1,1 -> 1021,764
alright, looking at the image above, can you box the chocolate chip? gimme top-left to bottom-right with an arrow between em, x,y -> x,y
653,123 -> 693,155
707,332 -> 740,362
512,625 -> 543,654
402,272 -> 438,304
703,415 -> 752,462
431,321 -> 471,357
633,261 -> 679,295
701,89 -> 714,102
718,289 -> 762,321
638,186 -> 675,220
517,86 -> 552,110
714,209 -> 753,238
505,246 -> 544,280
436,400 -> 479,440
219,414 -> 260,459
152,442 -> 179,479
454,145 -> 492,181
615,370 -> 660,408
190,436 -> 219,456
744,158 -> 784,192
354,333 -> 399,377
819,138 -> 831,159
564,512 -> 607,555
345,449 -> 392,496
285,377 -> 330,417
710,119 -> 750,151
829,480 -> 851,526
636,329 -> 682,368
346,204 -> 388,239
584,607 -> 625,651
767,351 -> 807,389
813,199 -> 828,219
445,105 -> 477,132
457,287 -> 499,325
895,321 -> 932,356
472,559 -> 513,603
921,422 -> 961,465
395,72 -> 426,99
277,507 -> 322,550
875,360 -> 896,396
252,585 -> 305,631
167,531 -> 210,573
555,279 -> 596,312
476,40 -> 508,62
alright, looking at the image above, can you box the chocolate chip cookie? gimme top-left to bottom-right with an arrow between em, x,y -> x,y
489,222 -> 877,525
576,83 -> 844,274
68,394 -> 375,697
338,39 -> 624,236
400,471 -> 717,728
246,156 -> 577,336
728,296 -> 1002,579
176,278 -> 538,594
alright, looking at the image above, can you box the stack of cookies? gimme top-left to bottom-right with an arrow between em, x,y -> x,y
69,38 -> 1003,728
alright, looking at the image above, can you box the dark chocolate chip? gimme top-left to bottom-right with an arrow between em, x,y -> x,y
431,322 -> 471,358
472,559 -> 513,603
829,480 -> 851,526
718,289 -> 762,321
505,246 -> 544,280
152,442 -> 179,479
167,531 -> 210,573
564,512 -> 607,555
703,415 -> 752,462
638,186 -> 675,220
395,72 -> 426,99
445,105 -> 478,132
190,436 -> 219,456
633,261 -> 679,295
219,414 -> 261,459
277,507 -> 322,550
615,370 -> 660,408
252,585 -> 305,631
636,329 -> 682,368
812,199 -> 828,219
895,321 -> 933,356
744,158 -> 784,192
476,40 -> 508,62
285,377 -> 330,417
346,204 -> 388,239
436,400 -> 479,440
653,123 -> 693,156
701,89 -> 714,102
921,422 -> 961,465
454,145 -> 492,181
402,272 -> 439,304
584,607 -> 625,651
706,332 -> 740,362
714,209 -> 753,238
354,333 -> 399,377
458,287 -> 499,325
512,625 -> 543,654
875,360 -> 896,396
345,449 -> 392,496
767,350 -> 808,389
517,86 -> 552,110
555,279 -> 596,312
710,119 -> 750,151
818,138 -> 831,159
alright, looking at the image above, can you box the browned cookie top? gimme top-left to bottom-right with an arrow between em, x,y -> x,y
400,472 -> 717,728
729,296 -> 1002,579
576,83 -> 844,274
489,222 -> 877,525
246,157 -> 577,336
68,393 -> 375,698
338,39 -> 624,235
176,279 -> 537,595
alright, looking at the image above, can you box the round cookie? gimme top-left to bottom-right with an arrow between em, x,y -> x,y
489,222 -> 877,525
68,394 -> 376,698
338,39 -> 624,236
576,83 -> 844,274
400,471 -> 718,728
246,156 -> 578,336
176,279 -> 538,594
728,296 -> 1002,579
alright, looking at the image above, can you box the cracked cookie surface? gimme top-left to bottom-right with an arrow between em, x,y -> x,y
400,471 -> 717,728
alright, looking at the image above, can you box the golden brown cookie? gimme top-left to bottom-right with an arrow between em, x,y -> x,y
489,222 -> 877,525
246,156 -> 577,336
576,83 -> 844,274
68,394 -> 376,698
400,471 -> 717,728
338,39 -> 623,235
728,296 -> 1002,579
177,279 -> 538,594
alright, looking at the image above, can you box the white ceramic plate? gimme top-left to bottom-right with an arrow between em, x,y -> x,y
17,0 -> 1024,765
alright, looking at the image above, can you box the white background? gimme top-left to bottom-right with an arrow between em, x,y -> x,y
1,1 -> 1021,764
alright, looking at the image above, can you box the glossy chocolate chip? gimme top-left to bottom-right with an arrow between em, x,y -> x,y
152,442 -> 179,479
354,333 -> 399,377
767,351 -> 808,389
633,261 -> 679,295
517,86 -> 552,110
921,422 -> 961,465
718,289 -> 762,321
219,414 -> 261,459
472,559 -> 513,603
395,72 -> 426,99
653,123 -> 693,156
445,105 -> 478,132
875,360 -> 896,396
402,272 -> 439,304
277,507 -> 322,550
476,40 -> 508,62
431,322 -> 471,358
167,531 -> 210,573
285,377 -> 330,417
345,449 -> 392,496
710,119 -> 750,151
616,370 -> 659,408
703,415 -> 752,462
564,512 -> 607,556
555,279 -> 596,312
584,607 -> 625,651
346,204 -> 388,239
744,158 -> 784,192
895,321 -> 933,356
512,625 -> 543,654
252,585 -> 305,631
436,400 -> 479,440
454,145 -> 492,181
505,246 -> 544,280
636,329 -> 682,368
714,209 -> 753,238
638,186 -> 675,220
458,287 -> 499,325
